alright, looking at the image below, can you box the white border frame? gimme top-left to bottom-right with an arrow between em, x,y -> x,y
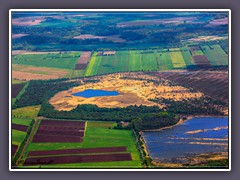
9,9 -> 231,172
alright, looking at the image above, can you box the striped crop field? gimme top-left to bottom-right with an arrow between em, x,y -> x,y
201,44 -> 228,65
180,47 -> 194,66
84,52 -> 101,76
128,51 -> 142,71
155,51 -> 173,71
169,49 -> 186,69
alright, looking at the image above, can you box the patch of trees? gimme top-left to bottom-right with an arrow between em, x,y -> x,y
14,79 -> 80,108
132,111 -> 179,131
39,103 -> 162,122
149,97 -> 225,116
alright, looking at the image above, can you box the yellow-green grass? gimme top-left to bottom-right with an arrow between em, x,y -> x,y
12,105 -> 41,119
12,79 -> 26,84
140,53 -> 158,71
155,51 -> 173,70
84,52 -> 101,76
180,47 -> 194,66
12,130 -> 27,146
201,44 -> 228,65
26,121 -> 142,168
12,118 -> 33,126
128,51 -> 142,71
13,52 -> 81,70
170,50 -> 186,68
69,70 -> 85,78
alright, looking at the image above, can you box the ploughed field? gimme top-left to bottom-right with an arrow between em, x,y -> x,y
12,83 -> 25,98
23,120 -> 141,168
153,68 -> 228,104
32,120 -> 85,143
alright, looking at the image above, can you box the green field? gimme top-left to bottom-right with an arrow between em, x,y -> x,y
12,118 -> 33,126
169,49 -> 186,69
84,52 -> 101,76
12,79 -> 26,84
155,51 -> 173,70
201,44 -> 228,65
13,52 -> 81,69
12,130 -> 26,146
25,121 -> 142,168
180,47 -> 194,66
12,105 -> 41,118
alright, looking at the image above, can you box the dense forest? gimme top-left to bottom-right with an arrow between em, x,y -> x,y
12,12 -> 229,51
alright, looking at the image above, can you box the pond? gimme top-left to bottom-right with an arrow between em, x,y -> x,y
142,117 -> 228,163
73,89 -> 119,98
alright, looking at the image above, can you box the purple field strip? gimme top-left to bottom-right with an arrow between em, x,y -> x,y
12,144 -> 18,156
32,134 -> 83,143
38,125 -> 85,131
40,120 -> 85,127
193,55 -> 210,66
36,130 -> 84,137
28,146 -> 127,157
12,123 -> 28,132
189,46 -> 201,52
24,153 -> 132,166
74,64 -> 88,70
12,83 -> 25,98
76,52 -> 92,65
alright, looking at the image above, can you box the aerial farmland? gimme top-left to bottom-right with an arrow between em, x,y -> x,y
11,10 -> 230,170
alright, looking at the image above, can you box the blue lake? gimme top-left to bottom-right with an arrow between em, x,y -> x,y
73,89 -> 119,98
142,117 -> 228,162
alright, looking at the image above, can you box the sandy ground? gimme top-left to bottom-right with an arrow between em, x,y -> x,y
49,73 -> 203,111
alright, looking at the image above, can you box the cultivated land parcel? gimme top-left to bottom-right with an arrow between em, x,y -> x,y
11,11 -> 229,169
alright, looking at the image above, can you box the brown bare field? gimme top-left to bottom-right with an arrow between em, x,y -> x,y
188,35 -> 227,42
49,73 -> 203,111
12,64 -> 70,78
12,34 -> 29,39
154,69 -> 228,104
12,51 -> 69,55
103,51 -> 116,55
74,52 -> 91,70
12,17 -> 45,26
24,153 -> 132,166
74,34 -> 105,39
32,119 -> 85,143
193,55 -> 210,66
206,17 -> 228,27
189,46 -> 201,52
12,71 -> 60,81
28,146 -> 127,157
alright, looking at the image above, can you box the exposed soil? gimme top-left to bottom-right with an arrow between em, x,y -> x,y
24,153 -> 132,166
12,83 -> 25,98
12,123 -> 28,132
49,73 -> 203,111
28,146 -> 127,157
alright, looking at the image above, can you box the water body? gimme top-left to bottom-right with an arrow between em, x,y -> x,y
73,89 -> 119,98
142,117 -> 228,162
